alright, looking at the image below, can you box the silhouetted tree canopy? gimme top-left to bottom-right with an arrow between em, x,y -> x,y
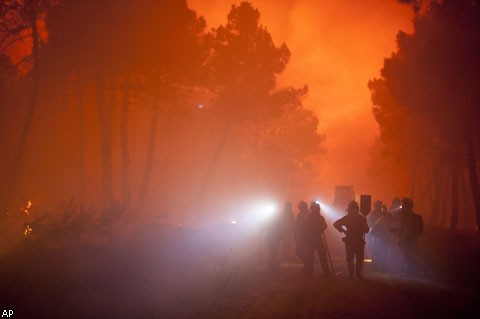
0,0 -> 325,215
370,0 -> 480,230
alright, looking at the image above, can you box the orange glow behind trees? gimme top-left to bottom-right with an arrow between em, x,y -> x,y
189,0 -> 413,201
3,0 -> 479,230
370,0 -> 480,230
1,0 -> 323,224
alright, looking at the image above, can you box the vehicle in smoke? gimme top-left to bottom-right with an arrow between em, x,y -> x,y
332,186 -> 355,213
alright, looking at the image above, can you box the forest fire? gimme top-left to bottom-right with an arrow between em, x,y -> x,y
21,200 -> 32,216
23,224 -> 32,237
1,0 -> 480,318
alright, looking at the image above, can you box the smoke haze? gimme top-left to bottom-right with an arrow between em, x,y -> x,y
189,0 -> 413,201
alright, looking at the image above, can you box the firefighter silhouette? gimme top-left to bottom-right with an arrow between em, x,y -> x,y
396,198 -> 423,274
302,201 -> 331,277
367,200 -> 392,270
334,201 -> 369,279
295,201 -> 309,263
280,201 -> 295,262
265,209 -> 282,271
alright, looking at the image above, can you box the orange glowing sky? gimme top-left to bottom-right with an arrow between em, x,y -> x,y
188,0 -> 413,201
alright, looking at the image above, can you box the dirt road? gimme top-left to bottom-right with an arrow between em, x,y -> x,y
195,261 -> 480,319
2,225 -> 479,318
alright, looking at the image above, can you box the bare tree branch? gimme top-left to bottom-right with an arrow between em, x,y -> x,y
0,33 -> 30,54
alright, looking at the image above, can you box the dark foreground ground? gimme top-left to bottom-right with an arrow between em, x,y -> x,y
201,262 -> 480,319
1,223 -> 479,318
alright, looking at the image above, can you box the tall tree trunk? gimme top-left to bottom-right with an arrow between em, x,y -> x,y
95,68 -> 114,209
254,126 -> 260,193
5,0 -> 39,210
466,131 -> 480,232
410,154 -> 419,199
459,166 -> 472,228
157,115 -> 175,204
278,162 -> 293,200
196,124 -> 229,205
438,181 -> 447,227
137,95 -> 160,212
449,159 -> 460,231
429,152 -> 441,225
120,76 -> 131,210
77,81 -> 86,208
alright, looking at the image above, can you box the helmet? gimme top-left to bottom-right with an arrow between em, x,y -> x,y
285,201 -> 292,210
348,200 -> 359,209
374,200 -> 383,208
298,201 -> 308,210
401,198 -> 414,210
348,200 -> 359,213
309,201 -> 320,212
391,197 -> 401,208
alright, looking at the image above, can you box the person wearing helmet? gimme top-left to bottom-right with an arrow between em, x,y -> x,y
367,200 -> 384,229
386,197 -> 404,271
390,197 -> 402,214
334,200 -> 369,279
265,209 -> 282,272
302,201 -> 331,277
280,201 -> 295,262
397,198 -> 423,274
295,201 -> 309,263
368,200 -> 391,271
366,200 -> 382,266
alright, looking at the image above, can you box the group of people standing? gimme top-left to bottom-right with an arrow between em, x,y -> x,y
266,197 -> 424,279
266,200 -> 332,276
367,197 -> 424,274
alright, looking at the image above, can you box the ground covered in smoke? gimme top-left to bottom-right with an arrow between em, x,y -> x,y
0,213 -> 479,318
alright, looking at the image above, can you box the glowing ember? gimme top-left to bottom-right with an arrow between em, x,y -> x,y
24,224 -> 33,237
21,200 -> 33,215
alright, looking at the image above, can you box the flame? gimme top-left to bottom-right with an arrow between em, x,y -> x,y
21,200 -> 33,215
24,224 -> 33,237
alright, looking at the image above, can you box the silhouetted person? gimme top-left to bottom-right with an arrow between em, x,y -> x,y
302,201 -> 331,277
280,201 -> 295,262
295,201 -> 309,263
367,200 -> 383,228
396,198 -> 423,274
386,197 -> 404,271
334,201 -> 369,279
367,200 -> 382,263
390,197 -> 402,215
367,200 -> 391,270
265,210 -> 282,271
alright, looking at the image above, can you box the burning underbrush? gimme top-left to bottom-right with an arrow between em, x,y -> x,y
0,202 -> 260,318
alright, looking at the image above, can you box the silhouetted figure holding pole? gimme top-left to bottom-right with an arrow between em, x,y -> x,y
368,200 -> 391,270
334,201 -> 369,279
390,197 -> 402,215
302,201 -> 331,277
366,200 -> 382,266
396,198 -> 423,274
265,210 -> 282,271
280,201 -> 295,262
295,201 -> 309,263
387,197 -> 403,271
